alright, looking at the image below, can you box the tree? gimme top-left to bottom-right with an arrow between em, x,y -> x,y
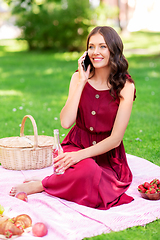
5,0 -> 92,51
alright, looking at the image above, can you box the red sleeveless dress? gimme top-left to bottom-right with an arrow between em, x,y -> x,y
42,81 -> 135,210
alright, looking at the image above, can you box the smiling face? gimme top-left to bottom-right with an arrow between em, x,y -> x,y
87,33 -> 110,70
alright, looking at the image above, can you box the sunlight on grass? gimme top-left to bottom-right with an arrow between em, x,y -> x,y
0,90 -> 23,96
0,40 -> 28,52
54,51 -> 80,61
43,67 -> 63,74
122,31 -> 160,57
122,31 -> 160,49
44,68 -> 54,75
149,70 -> 159,78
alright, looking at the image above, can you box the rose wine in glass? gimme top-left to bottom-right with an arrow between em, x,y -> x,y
53,129 -> 64,174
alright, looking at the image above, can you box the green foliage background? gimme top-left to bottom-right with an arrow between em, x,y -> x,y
4,0 -> 117,51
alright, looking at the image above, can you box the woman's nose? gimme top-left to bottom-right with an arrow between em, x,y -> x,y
93,46 -> 99,54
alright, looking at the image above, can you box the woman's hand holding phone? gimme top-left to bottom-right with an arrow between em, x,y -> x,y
82,52 -> 92,72
78,52 -> 91,83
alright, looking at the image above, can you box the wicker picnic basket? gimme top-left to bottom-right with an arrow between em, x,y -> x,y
0,115 -> 54,170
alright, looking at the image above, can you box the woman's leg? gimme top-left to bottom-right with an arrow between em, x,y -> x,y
42,158 -> 102,208
9,180 -> 44,196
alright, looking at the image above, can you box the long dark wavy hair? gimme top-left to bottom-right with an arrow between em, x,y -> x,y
86,26 -> 134,98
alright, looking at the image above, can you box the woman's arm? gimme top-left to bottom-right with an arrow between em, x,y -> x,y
60,72 -> 85,129
54,80 -> 135,172
60,52 -> 90,129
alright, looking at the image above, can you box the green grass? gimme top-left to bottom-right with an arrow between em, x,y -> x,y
124,53 -> 160,165
0,42 -> 79,141
84,219 -> 160,240
0,31 -> 160,239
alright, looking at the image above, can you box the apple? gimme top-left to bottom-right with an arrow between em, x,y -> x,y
32,222 -> 48,237
15,192 -> 28,202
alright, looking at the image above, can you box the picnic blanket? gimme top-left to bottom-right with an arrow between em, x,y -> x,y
0,154 -> 160,240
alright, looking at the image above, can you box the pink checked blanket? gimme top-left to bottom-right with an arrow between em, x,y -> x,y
0,154 -> 160,240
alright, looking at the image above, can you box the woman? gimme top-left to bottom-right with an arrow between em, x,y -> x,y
10,26 -> 136,210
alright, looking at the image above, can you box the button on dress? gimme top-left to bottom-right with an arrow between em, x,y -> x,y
42,81 -> 135,210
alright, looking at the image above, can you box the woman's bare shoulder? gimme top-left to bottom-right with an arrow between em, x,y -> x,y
120,80 -> 135,100
68,71 -> 80,93
71,71 -> 79,80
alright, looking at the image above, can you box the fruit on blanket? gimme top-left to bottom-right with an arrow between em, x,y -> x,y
14,223 -> 24,231
12,214 -> 32,229
32,222 -> 48,237
15,192 -> 28,202
150,188 -> 156,194
150,178 -> 160,185
152,183 -> 158,190
0,204 -> 4,215
5,229 -> 13,238
143,182 -> 151,189
138,184 -> 146,193
138,178 -> 160,200
145,190 -> 150,194
138,178 -> 160,194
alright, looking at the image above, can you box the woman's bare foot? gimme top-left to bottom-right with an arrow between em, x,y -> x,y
23,176 -> 43,183
9,181 -> 44,196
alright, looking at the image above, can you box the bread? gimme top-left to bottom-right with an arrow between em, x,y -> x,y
12,214 -> 32,229
0,214 -> 32,237
0,218 -> 24,236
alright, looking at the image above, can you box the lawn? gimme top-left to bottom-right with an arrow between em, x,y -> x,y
0,31 -> 160,239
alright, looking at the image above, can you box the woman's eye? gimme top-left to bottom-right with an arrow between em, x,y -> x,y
88,45 -> 94,49
101,45 -> 106,48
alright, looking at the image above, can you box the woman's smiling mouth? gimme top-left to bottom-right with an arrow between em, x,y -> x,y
93,57 -> 103,62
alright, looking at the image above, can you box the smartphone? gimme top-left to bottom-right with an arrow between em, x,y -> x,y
82,52 -> 92,71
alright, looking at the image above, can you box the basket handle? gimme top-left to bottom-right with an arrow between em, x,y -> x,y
20,115 -> 38,148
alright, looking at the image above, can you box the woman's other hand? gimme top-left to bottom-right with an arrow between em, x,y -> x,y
53,151 -> 80,173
